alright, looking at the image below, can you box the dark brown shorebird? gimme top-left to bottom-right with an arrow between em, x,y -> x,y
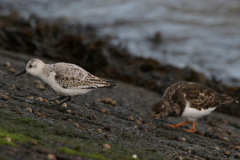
149,82 -> 237,133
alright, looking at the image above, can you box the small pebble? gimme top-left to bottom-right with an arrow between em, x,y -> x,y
223,137 -> 229,142
214,128 -> 223,133
8,68 -> 16,73
3,137 -> 11,142
236,146 -> 240,150
235,153 -> 240,158
55,100 -> 60,104
55,92 -> 60,96
128,116 -> 134,121
94,98 -> 100,101
99,109 -> 106,113
36,84 -> 45,90
197,130 -> 205,136
225,151 -> 231,156
97,129 -> 102,133
5,62 -> 11,67
67,110 -> 71,113
226,129 -> 232,135
101,98 -> 112,104
61,103 -> 67,107
1,95 -> 9,100
132,154 -> 137,159
111,100 -> 117,106
31,140 -> 37,145
34,80 -> 41,85
214,134 -> 222,140
42,98 -> 48,103
73,123 -> 79,128
134,126 -> 138,129
27,96 -> 34,100
47,154 -> 56,160
178,138 -> 186,142
103,144 -> 111,150
144,128 -> 148,132
84,103 -> 90,107
26,108 -> 32,113
37,97 -> 43,102
215,147 -> 220,151
174,156 -> 183,160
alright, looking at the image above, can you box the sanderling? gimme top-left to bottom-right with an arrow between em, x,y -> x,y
149,81 -> 238,133
16,59 -> 116,105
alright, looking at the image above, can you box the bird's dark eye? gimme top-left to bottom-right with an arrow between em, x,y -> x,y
29,65 -> 32,68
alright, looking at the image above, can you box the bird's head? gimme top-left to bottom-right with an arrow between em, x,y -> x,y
149,99 -> 170,123
16,59 -> 45,77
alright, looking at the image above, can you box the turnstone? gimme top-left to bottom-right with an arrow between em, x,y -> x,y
149,82 -> 237,133
16,59 -> 116,105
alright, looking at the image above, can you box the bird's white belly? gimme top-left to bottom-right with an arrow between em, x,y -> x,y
181,101 -> 216,121
40,72 -> 93,96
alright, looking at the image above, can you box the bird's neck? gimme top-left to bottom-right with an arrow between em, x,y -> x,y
167,103 -> 182,117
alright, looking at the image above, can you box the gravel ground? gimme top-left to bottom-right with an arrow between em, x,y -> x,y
1,50 -> 240,160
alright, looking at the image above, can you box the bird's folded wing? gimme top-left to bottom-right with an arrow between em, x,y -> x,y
184,89 -> 221,110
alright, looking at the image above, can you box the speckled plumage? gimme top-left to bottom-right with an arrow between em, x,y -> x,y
150,82 -> 236,133
16,59 -> 116,105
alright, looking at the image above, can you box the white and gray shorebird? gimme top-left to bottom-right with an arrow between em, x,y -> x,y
16,59 -> 116,105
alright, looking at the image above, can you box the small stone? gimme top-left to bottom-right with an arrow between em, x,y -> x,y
236,146 -> 240,150
214,128 -> 223,133
144,128 -> 148,132
42,98 -> 48,103
101,98 -> 112,104
134,126 -> 138,129
36,84 -> 45,90
235,153 -> 240,158
3,137 -> 11,142
67,110 -> 71,113
35,113 -> 43,118
197,130 -> 205,136
215,147 -> 220,151
105,111 -> 110,114
178,138 -> 186,142
34,80 -> 41,85
223,137 -> 229,142
128,116 -> 134,121
229,145 -> 236,149
224,151 -> 231,156
103,144 -> 111,150
174,156 -> 183,160
47,154 -> 56,160
111,101 -> 117,106
5,62 -> 11,67
1,95 -> 8,100
97,129 -> 102,133
55,92 -> 60,96
99,109 -> 105,113
8,68 -> 16,73
61,103 -> 67,107
31,140 -> 37,145
55,100 -> 60,104
94,98 -> 100,101
37,97 -> 43,102
26,108 -> 32,113
132,154 -> 137,159
214,134 -> 222,140
226,129 -> 232,135
27,96 -> 34,100
84,103 -> 90,107
73,123 -> 79,128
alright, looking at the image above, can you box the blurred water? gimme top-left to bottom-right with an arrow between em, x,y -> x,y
1,0 -> 240,85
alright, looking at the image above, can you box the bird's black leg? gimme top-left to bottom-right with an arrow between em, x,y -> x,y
59,96 -> 71,106
52,96 -> 66,102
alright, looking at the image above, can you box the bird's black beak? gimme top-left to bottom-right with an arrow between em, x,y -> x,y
15,70 -> 26,77
148,116 -> 156,124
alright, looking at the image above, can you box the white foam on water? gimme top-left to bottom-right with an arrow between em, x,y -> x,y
1,0 -> 240,86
